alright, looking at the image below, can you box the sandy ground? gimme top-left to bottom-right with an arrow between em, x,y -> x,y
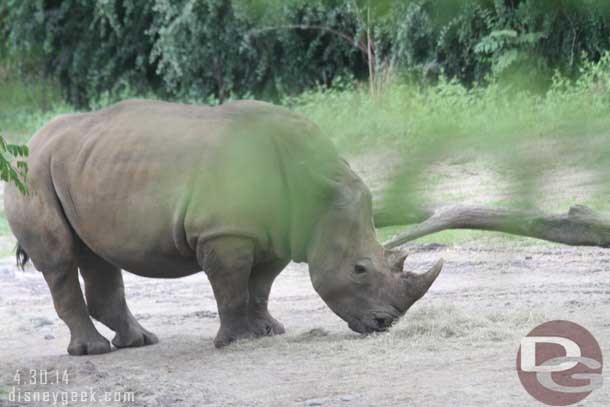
1,241 -> 609,407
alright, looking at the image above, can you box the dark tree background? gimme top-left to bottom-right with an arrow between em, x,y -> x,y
1,0 -> 610,107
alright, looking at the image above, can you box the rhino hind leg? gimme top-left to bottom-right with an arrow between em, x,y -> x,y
42,263 -> 112,355
248,259 -> 289,336
78,250 -> 158,349
5,184 -> 111,356
198,236 -> 259,348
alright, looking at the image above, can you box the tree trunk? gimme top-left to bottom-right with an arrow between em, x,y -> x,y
377,204 -> 610,249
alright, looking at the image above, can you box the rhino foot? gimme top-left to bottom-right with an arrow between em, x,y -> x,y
68,333 -> 112,356
112,325 -> 159,349
214,324 -> 256,348
250,314 -> 286,337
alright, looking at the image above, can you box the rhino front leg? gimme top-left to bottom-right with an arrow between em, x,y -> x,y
198,237 -> 256,348
42,263 -> 112,356
78,252 -> 158,349
248,259 -> 289,336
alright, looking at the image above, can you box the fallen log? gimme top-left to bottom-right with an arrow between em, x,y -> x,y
379,204 -> 610,249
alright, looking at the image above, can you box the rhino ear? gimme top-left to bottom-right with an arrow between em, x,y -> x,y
300,163 -> 341,201
308,167 -> 341,194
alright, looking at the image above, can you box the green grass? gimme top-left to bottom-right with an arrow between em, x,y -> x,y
377,225 -> 560,247
286,55 -> 610,211
377,226 -> 490,245
0,63 -> 71,144
287,56 -> 610,157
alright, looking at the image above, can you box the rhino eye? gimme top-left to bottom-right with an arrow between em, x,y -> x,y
354,262 -> 369,275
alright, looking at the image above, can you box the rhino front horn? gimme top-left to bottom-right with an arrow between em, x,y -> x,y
401,259 -> 444,303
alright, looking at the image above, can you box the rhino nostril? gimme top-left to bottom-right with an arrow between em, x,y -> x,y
374,317 -> 390,329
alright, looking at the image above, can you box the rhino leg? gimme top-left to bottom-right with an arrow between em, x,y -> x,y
198,237 -> 257,348
5,183 -> 111,356
42,264 -> 112,355
248,259 -> 289,336
78,250 -> 158,349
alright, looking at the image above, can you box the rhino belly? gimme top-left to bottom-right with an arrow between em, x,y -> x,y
69,206 -> 202,278
54,171 -> 202,278
101,251 -> 202,278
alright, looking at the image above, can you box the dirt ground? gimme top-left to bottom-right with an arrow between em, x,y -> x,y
1,240 -> 609,407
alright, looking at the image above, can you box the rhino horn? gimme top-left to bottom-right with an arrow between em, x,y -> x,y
400,259 -> 444,307
393,253 -> 408,272
385,249 -> 409,272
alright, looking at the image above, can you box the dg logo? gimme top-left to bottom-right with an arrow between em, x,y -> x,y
517,320 -> 603,406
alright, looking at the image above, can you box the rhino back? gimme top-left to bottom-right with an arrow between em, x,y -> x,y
28,99 -> 334,276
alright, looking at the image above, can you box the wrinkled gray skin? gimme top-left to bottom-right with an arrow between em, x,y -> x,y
5,100 -> 443,355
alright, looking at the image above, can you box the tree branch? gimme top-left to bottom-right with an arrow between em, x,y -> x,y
381,204 -> 610,249
373,203 -> 432,228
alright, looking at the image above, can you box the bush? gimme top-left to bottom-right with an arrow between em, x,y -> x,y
2,0 -> 158,108
148,0 -> 368,102
252,1 -> 367,97
388,1 -> 435,70
428,0 -> 610,85
3,0 -> 610,106
151,0 -> 251,103
2,0 -> 369,107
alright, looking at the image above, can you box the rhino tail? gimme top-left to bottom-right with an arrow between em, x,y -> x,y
16,243 -> 30,271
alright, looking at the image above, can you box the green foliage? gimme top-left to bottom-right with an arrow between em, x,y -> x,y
151,0 -> 366,102
388,1 -> 435,70
434,1 -> 495,83
474,29 -> 545,76
4,0 -> 610,104
252,1 -> 366,97
2,0 -> 368,106
431,0 -> 610,84
2,0 -> 158,108
0,140 -> 28,194
151,0 -> 251,103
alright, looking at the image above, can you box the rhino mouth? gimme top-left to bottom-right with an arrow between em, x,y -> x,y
347,311 -> 400,334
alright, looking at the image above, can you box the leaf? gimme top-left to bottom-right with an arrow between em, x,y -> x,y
492,49 -> 521,75
489,29 -> 518,39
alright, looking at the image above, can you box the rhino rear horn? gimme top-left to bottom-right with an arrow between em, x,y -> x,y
385,249 -> 409,272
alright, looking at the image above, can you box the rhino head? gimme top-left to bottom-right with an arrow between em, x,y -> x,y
306,172 -> 443,334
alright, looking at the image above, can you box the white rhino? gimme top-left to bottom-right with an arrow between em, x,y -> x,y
5,99 -> 442,355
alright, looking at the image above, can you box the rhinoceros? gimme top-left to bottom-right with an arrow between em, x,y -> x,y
5,99 -> 443,355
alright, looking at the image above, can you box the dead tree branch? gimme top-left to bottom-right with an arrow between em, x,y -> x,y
379,204 -> 610,249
